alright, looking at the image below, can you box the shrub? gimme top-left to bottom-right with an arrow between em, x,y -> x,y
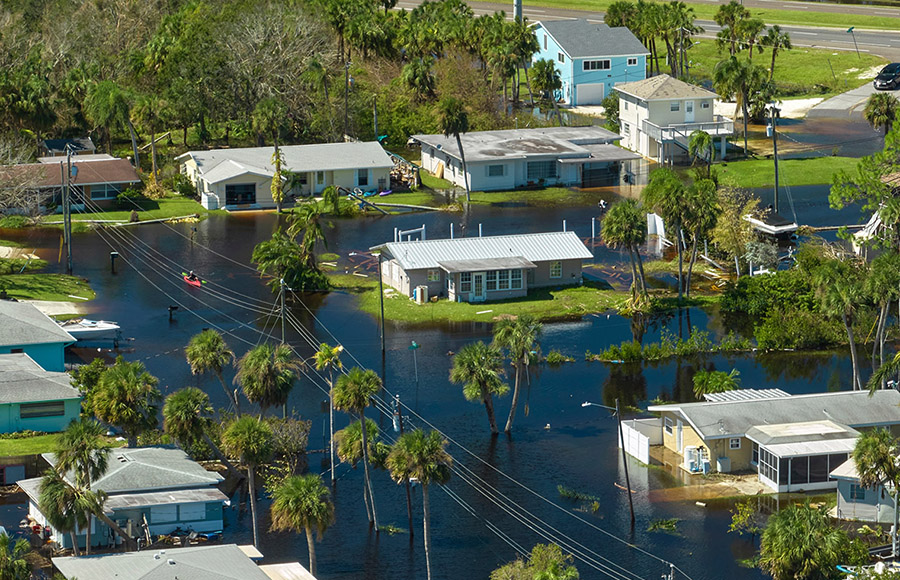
171,173 -> 197,199
720,270 -> 816,318
0,215 -> 29,229
116,188 -> 157,211
754,307 -> 843,350
545,350 -> 574,365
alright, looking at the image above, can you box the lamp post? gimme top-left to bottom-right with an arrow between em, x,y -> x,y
409,341 -> 420,390
847,27 -> 861,59
582,400 -> 635,526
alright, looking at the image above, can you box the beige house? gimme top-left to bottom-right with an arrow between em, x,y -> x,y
648,389 -> 900,493
177,142 -> 394,210
372,231 -> 593,303
615,74 -> 733,165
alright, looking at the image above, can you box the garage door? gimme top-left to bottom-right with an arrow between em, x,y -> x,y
576,83 -> 605,105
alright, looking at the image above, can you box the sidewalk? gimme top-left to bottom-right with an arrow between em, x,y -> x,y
807,82 -> 878,119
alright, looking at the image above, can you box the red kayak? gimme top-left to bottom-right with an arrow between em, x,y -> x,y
183,275 -> 202,288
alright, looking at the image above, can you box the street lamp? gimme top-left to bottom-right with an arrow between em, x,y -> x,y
582,400 -> 635,525
847,27 -> 861,59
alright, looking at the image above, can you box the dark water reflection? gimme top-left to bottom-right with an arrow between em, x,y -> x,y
0,191 -> 863,579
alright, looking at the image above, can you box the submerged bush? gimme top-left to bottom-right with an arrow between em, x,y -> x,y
721,270 -> 816,317
593,328 -> 752,362
754,307 -> 844,350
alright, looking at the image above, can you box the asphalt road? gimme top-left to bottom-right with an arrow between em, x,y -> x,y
396,0 -> 900,61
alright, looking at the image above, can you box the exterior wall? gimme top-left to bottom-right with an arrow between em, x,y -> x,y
704,436 -> 754,472
530,258 -> 584,287
659,411 -> 705,455
0,343 -> 67,372
571,55 -> 646,105
617,94 -> 646,154
0,399 -> 80,434
646,98 -> 715,127
467,161 -> 517,192
617,93 -> 716,160
533,26 -> 575,103
835,480 -> 895,523
208,174 -> 274,210
447,271 -> 528,303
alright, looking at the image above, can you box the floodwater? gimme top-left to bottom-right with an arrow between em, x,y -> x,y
0,185 -> 866,579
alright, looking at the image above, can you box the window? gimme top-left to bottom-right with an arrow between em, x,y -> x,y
357,169 -> 369,187
179,503 -> 206,521
427,269 -> 440,282
511,269 -> 523,289
20,401 -> 65,419
225,183 -> 256,205
550,261 -> 562,278
150,505 -> 177,523
10,348 -> 22,354
758,447 -> 779,485
498,270 -> 510,290
729,438 -> 741,450
627,57 -> 638,66
752,443 -> 759,465
623,101 -> 629,110
543,35 -> 547,50
90,183 -> 123,200
849,484 -> 866,500
486,270 -> 498,291
298,173 -> 308,186
583,59 -> 611,71
623,123 -> 631,137
701,101 -> 711,109
486,164 -> 505,177
558,52 -> 566,63
460,272 -> 472,293
686,102 -> 694,113
316,171 -> 325,185
670,102 -> 680,112
526,160 -> 557,181
664,416 -> 673,435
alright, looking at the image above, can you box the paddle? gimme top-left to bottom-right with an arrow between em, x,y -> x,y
181,272 -> 207,284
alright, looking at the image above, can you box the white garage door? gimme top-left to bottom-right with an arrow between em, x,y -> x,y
576,83 -> 605,105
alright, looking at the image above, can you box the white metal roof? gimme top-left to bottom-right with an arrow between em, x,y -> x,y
703,388 -> 791,403
375,231 -> 593,271
763,437 -> 857,458
201,159 -> 276,184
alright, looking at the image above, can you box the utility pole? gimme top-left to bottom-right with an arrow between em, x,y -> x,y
377,252 -> 386,358
63,147 -> 74,274
344,61 -> 351,139
616,398 -> 636,527
280,278 -> 287,418
770,104 -> 780,214
396,394 -> 414,539
373,96 -> 378,141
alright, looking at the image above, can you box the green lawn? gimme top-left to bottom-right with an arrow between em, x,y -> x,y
420,172 -> 454,190
0,433 -> 125,457
0,240 -> 25,248
0,274 -> 95,301
716,156 -> 858,187
41,196 -> 219,224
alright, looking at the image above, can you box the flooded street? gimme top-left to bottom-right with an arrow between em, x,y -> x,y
0,184 -> 865,579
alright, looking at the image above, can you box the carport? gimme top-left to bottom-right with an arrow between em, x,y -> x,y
558,144 -> 642,187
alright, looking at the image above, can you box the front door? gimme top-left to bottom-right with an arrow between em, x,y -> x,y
684,100 -> 695,123
676,419 -> 684,452
473,272 -> 486,302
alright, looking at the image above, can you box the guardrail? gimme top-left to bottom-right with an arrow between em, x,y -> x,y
642,116 -> 734,142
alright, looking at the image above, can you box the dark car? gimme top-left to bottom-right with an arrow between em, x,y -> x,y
874,63 -> 900,90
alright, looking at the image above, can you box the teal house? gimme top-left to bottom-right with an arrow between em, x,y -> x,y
0,301 -> 74,372
0,353 -> 81,434
532,19 -> 648,106
21,447 -> 227,550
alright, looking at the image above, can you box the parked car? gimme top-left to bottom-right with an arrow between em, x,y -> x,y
874,63 -> 900,90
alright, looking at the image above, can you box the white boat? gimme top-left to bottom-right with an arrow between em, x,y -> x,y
59,319 -> 121,341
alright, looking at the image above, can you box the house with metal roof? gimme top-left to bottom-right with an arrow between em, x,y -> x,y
177,142 -> 394,210
0,353 -> 81,434
647,390 -> 900,493
20,447 -> 227,551
0,301 -> 75,372
531,19 -> 649,106
410,126 -> 640,191
372,231 -> 593,303
615,74 -> 733,165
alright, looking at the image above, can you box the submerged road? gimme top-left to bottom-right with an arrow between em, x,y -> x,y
396,0 -> 900,61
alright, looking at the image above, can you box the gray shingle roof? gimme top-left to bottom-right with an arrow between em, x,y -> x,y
180,142 -> 393,184
615,74 -> 718,101
648,390 -> 900,440
537,19 -> 649,58
53,544 -> 272,580
374,231 -> 593,272
44,446 -> 223,493
0,301 -> 75,348
0,353 -> 80,404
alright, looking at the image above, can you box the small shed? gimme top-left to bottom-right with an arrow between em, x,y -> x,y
831,459 -> 896,523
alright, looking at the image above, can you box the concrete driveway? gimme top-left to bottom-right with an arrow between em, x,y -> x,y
807,82 -> 881,119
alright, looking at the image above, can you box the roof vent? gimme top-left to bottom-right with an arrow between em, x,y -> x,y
168,559 -> 176,565
153,554 -> 160,560
116,455 -> 127,462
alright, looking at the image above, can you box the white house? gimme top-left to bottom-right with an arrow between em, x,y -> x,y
411,126 -> 640,191
615,74 -> 733,165
178,142 -> 395,210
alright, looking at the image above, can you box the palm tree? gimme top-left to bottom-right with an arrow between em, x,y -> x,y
642,168 -> 688,299
270,474 -> 335,577
333,367 -> 382,529
602,200 -> 649,299
853,429 -> 900,557
38,470 -> 83,556
493,315 -> 542,434
761,25 -> 792,81
386,429 -> 452,580
185,329 -> 239,415
865,251 -> 900,386
82,80 -> 139,165
864,92 -> 899,136
92,356 -> 162,447
437,96 -> 471,203
222,416 -> 274,548
132,93 -> 166,181
531,58 -> 564,127
683,179 -> 719,298
450,342 -> 509,435
737,17 -> 765,60
714,0 -> 751,56
713,55 -> 753,157
314,343 -> 343,486
688,130 -> 714,177
0,533 -> 30,579
401,58 -> 436,102
252,97 -> 287,212
162,388 -> 243,481
287,203 -> 328,271
235,343 -> 301,417
814,259 -> 865,390
692,369 -> 740,398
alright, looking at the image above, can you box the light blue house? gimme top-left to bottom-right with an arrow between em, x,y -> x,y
831,458 -> 896,524
0,353 -> 81,434
532,19 -> 648,106
21,447 -> 227,550
0,301 -> 74,372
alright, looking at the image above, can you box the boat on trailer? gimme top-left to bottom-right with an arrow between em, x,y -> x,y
59,318 -> 121,341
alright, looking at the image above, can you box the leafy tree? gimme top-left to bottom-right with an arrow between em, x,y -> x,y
450,342 -> 509,435
437,96 -> 471,203
386,429 -> 452,580
602,199 -> 648,299
864,92 -> 899,136
235,343 -> 301,417
252,228 -> 328,292
532,58 -> 563,127
601,92 -> 619,132
491,543 -> 579,580
714,0 -> 751,56
92,357 -> 161,447
401,58 -> 436,102
813,258 -> 865,390
683,179 -> 719,298
711,185 -> 759,277
82,80 -> 139,164
315,343 -> 343,487
185,329 -> 238,414
162,387 -> 243,481
69,357 -> 107,418
270,474 -> 334,577
692,369 -> 740,398
729,499 -> 763,542
222,416 -> 274,548
333,367 -> 382,528
761,25 -> 792,81
493,315 -> 542,433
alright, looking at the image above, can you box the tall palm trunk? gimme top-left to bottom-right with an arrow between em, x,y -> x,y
423,483 -> 434,580
740,91 -> 750,157
482,386 -> 499,435
274,138 -> 282,214
217,372 -> 241,416
329,372 -> 336,487
69,531 -> 80,556
249,465 -> 260,547
94,510 -> 137,550
504,362 -> 521,434
843,312 -> 861,390
305,526 -> 318,576
634,246 -> 649,297
686,236 -> 699,299
126,119 -> 140,169
150,129 -> 158,181
359,410 -> 379,528
676,226 -> 684,300
626,248 -> 639,297
85,514 -> 92,555
455,134 -> 471,204
202,433 -> 244,481
522,59 -> 535,106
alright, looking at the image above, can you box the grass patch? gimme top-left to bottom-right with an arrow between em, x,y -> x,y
469,187 -> 600,206
0,240 -> 25,248
318,252 -> 340,262
329,275 -> 627,323
717,156 -> 859,187
41,196 -> 220,224
420,171 -> 454,190
0,274 -> 95,302
0,257 -> 48,274
375,190 -> 446,208
558,485 -> 601,502
648,518 -> 680,533
0,433 -> 124,457
0,216 -> 30,229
